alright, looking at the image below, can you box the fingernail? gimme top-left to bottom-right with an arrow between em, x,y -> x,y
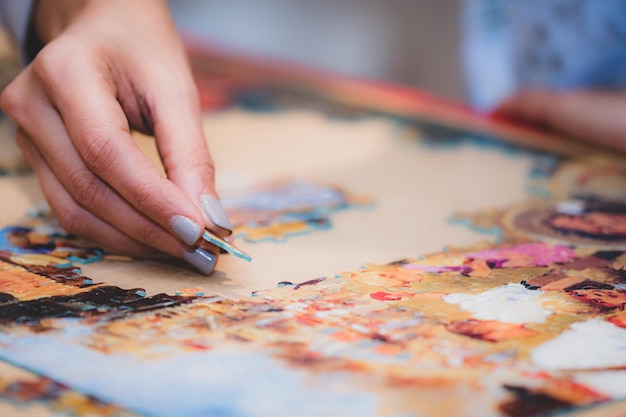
170,215 -> 201,245
201,195 -> 233,232
183,247 -> 217,275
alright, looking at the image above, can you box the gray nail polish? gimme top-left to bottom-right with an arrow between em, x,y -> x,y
201,195 -> 233,231
170,215 -> 201,245
183,247 -> 217,275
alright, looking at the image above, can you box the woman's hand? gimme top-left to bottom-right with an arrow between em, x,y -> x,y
494,89 -> 626,153
0,0 -> 232,274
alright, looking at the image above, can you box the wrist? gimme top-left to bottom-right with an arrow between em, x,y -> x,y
33,0 -> 89,44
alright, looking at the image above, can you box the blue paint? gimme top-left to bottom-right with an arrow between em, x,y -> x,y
447,217 -> 503,241
223,179 -> 374,244
0,226 -> 103,266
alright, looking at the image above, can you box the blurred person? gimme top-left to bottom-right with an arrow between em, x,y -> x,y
463,0 -> 626,152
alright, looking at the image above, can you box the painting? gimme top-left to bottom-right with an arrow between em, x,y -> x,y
0,46 -> 625,417
0,361 -> 128,417
1,151 -> 626,417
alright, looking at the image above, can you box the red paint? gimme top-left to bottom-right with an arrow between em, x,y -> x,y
370,291 -> 415,301
295,314 -> 323,326
183,340 -> 211,351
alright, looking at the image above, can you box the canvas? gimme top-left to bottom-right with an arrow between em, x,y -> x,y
0,46 -> 625,417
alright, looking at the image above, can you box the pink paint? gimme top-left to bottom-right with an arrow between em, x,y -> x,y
466,243 -> 577,268
402,264 -> 471,274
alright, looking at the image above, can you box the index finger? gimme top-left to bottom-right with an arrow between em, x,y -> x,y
38,48 -> 207,247
142,63 -> 234,237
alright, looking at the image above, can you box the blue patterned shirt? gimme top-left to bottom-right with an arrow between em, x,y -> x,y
463,0 -> 626,109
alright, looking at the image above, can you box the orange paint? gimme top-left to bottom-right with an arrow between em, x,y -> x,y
466,259 -> 491,278
332,331 -> 364,342
446,319 -> 538,342
569,289 -> 626,310
0,261 -> 97,301
295,314 -> 324,326
608,311 -> 626,329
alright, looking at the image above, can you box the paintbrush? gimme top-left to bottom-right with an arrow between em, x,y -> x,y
201,229 -> 252,262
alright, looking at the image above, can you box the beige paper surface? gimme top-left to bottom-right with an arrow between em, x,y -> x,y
1,108 -> 534,298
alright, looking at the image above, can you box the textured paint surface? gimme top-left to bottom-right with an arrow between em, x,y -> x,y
1,73 -> 626,417
2,155 -> 626,416
531,320 -> 626,370
0,231 -> 625,416
222,179 -> 372,242
442,284 -> 552,324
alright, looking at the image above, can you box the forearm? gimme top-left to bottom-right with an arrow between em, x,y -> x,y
33,0 -> 173,44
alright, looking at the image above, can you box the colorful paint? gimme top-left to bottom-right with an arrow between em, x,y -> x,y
222,179 -> 372,242
2,151 -> 626,416
0,362 -> 127,417
1,52 -> 626,417
0,211 -> 103,265
0,232 -> 625,416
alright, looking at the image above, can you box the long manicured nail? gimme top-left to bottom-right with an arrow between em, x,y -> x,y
201,195 -> 233,232
170,215 -> 201,245
183,247 -> 217,275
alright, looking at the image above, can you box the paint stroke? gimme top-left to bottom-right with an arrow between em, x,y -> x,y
573,371 -> 626,398
465,243 -> 577,268
531,320 -> 626,371
443,284 -> 552,324
222,179 -> 372,243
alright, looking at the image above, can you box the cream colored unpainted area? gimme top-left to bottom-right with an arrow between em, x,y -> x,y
0,119 -> 27,173
2,109 -> 533,298
0,175 -> 41,226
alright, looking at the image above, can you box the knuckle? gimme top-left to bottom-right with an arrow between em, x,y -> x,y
132,181 -> 160,214
52,202 -> 84,237
191,156 -> 215,183
134,223 -> 163,247
66,168 -> 105,210
185,149 -> 214,173
77,130 -> 117,173
0,83 -> 17,111
162,144 -> 215,179
31,42 -> 68,82
189,148 -> 215,171
0,82 -> 25,122
31,40 -> 84,83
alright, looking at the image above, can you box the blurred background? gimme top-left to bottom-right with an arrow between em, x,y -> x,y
0,1 -> 471,171
3,1 -> 625,110
167,0 -> 466,101
0,1 -> 503,105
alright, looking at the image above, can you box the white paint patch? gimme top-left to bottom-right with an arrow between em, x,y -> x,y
574,370 -> 626,397
442,283 -> 551,324
556,200 -> 585,215
532,320 -> 626,371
